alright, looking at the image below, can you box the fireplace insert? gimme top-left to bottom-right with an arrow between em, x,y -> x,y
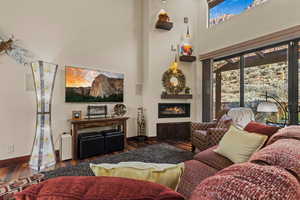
158,103 -> 190,118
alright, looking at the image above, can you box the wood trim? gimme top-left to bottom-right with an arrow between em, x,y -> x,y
199,25 -> 300,60
202,59 -> 213,122
0,151 -> 59,168
207,0 -> 225,8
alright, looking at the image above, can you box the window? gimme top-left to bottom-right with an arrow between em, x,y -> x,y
209,0 -> 270,26
204,40 -> 300,125
213,57 -> 240,117
244,45 -> 288,123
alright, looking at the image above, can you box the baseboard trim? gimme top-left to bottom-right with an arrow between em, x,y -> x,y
0,151 -> 60,168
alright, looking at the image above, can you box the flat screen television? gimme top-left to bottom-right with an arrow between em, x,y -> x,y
65,66 -> 124,103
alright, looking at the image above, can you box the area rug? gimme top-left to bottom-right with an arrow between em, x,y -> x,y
42,143 -> 194,180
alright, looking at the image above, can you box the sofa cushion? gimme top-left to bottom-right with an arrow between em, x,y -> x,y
244,121 -> 280,137
191,163 -> 300,200
194,146 -> 233,170
14,176 -> 184,200
214,125 -> 268,163
177,160 -> 218,199
250,138 -> 300,180
90,162 -> 184,190
267,126 -> 300,145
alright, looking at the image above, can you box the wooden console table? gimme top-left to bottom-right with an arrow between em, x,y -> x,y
70,117 -> 129,160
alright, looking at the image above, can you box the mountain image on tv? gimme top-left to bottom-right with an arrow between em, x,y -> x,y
65,66 -> 124,103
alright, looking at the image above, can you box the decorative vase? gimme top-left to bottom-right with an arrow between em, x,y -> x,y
29,61 -> 58,171
137,107 -> 147,141
179,26 -> 193,56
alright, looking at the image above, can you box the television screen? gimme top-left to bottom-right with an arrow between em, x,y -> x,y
65,66 -> 124,103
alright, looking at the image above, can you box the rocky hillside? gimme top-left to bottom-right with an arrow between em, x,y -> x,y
248,0 -> 269,9
89,74 -> 123,98
219,62 -> 288,104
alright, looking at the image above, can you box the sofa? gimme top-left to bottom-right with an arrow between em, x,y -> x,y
177,126 -> 300,200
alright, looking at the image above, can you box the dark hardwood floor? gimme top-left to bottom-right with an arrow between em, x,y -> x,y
0,138 -> 191,183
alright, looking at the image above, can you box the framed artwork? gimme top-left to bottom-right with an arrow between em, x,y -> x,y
65,66 -> 124,103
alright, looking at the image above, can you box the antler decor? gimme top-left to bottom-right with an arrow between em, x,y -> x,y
0,38 -> 13,53
0,34 -> 35,65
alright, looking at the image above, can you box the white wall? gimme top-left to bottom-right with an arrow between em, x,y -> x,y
142,0 -> 201,137
0,0 -> 143,160
200,0 -> 300,54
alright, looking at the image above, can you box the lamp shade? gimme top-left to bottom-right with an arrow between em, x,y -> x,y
257,102 -> 278,113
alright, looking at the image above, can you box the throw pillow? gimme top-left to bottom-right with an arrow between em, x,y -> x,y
0,174 -> 44,200
190,163 -> 300,200
14,176 -> 184,200
250,138 -> 300,180
267,126 -> 300,145
244,121 -> 280,137
214,125 -> 268,163
90,162 -> 184,190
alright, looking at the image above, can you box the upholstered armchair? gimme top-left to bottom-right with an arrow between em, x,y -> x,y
191,107 -> 255,152
191,113 -> 232,152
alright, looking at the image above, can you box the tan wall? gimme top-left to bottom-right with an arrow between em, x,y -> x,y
199,0 -> 300,54
0,0 -> 143,160
142,0 -> 201,137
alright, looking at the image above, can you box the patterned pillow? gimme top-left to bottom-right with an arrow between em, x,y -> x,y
191,163 -> 300,200
250,138 -> 300,180
0,174 -> 44,200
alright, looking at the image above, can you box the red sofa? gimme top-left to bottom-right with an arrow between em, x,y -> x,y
177,126 -> 300,200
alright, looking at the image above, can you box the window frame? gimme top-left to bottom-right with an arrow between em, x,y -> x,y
208,0 -> 270,27
203,38 -> 300,125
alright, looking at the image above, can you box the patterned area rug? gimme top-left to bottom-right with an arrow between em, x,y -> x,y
42,143 -> 194,180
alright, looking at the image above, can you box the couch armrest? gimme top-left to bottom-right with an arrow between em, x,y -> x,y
191,122 -> 217,131
207,128 -> 228,146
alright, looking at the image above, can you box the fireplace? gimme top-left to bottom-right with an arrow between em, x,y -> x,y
158,103 -> 190,118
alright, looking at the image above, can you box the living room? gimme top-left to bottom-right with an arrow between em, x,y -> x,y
1,0 -> 300,199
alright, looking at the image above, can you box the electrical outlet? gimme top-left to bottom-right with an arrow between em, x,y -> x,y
7,144 -> 14,154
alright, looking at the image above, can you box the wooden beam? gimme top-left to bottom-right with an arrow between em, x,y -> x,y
226,59 -> 234,64
215,48 -> 287,73
255,51 -> 265,58
215,72 -> 222,117
202,59 -> 213,122
207,0 -> 225,8
199,25 -> 300,60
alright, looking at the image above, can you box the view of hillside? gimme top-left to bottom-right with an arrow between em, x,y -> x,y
210,0 -> 270,26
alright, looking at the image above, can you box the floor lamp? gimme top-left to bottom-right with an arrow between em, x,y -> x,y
257,92 -> 288,126
29,61 -> 58,171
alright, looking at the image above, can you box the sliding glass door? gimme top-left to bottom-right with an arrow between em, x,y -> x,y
244,45 -> 288,123
213,58 -> 240,117
208,40 -> 299,125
